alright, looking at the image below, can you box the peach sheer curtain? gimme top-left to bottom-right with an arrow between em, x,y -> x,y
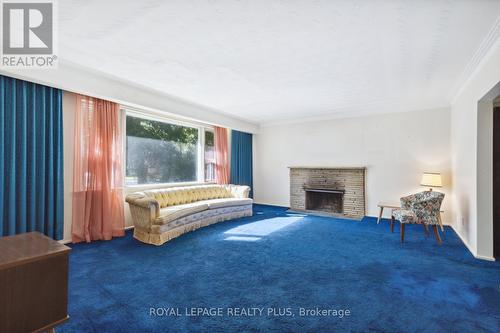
214,126 -> 230,184
72,95 -> 125,243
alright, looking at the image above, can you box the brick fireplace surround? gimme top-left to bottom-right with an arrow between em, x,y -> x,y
289,167 -> 366,219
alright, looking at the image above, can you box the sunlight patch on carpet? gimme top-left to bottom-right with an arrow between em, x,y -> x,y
224,236 -> 262,242
224,216 -> 303,237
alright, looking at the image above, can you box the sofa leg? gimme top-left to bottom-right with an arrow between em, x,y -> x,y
390,216 -> 395,233
433,225 -> 442,245
400,223 -> 405,243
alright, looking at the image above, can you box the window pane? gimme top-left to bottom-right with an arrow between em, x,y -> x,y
205,130 -> 215,182
126,115 -> 198,185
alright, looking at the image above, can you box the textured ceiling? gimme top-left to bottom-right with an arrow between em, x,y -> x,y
59,0 -> 500,124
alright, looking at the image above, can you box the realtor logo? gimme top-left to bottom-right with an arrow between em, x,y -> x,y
1,0 -> 57,68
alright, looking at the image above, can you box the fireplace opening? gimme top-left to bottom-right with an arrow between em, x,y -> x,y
305,188 -> 344,214
289,167 -> 365,219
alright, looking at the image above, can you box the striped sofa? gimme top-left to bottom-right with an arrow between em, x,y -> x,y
126,184 -> 253,245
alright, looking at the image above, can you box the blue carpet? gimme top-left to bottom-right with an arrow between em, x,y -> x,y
60,204 -> 500,332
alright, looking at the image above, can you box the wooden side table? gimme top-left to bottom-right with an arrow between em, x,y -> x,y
377,202 -> 400,224
377,202 -> 444,231
0,232 -> 71,333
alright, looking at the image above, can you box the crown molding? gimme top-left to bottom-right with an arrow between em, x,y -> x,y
260,101 -> 450,127
448,16 -> 500,104
0,59 -> 260,134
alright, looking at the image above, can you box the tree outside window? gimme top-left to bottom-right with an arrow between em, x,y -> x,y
126,115 -> 199,185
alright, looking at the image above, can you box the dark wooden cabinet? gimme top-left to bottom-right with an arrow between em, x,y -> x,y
0,232 -> 71,333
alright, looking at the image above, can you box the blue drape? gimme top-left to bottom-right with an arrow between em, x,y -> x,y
230,130 -> 253,197
0,75 -> 64,240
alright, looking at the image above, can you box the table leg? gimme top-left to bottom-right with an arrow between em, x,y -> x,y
377,206 -> 384,224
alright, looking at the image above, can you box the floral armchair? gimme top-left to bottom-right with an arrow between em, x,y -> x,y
391,191 -> 445,244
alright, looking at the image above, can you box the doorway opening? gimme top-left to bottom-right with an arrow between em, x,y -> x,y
493,104 -> 500,259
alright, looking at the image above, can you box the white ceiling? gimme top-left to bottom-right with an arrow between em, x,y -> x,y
59,0 -> 500,124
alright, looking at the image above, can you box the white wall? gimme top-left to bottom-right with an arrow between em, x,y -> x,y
253,108 -> 452,223
450,40 -> 500,260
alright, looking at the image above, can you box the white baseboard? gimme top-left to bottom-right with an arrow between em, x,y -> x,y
450,225 -> 496,261
58,225 -> 135,245
253,201 -> 289,208
450,225 -> 475,255
475,254 -> 496,261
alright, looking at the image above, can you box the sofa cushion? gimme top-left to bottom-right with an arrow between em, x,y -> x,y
154,202 -> 209,225
200,198 -> 253,209
151,204 -> 253,235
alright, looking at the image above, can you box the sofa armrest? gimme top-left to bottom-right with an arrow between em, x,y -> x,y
228,185 -> 251,198
126,194 -> 160,210
125,193 -> 160,228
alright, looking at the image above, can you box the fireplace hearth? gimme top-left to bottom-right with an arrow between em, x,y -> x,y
289,167 -> 365,219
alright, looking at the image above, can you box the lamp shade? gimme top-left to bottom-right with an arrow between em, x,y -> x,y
421,172 -> 442,188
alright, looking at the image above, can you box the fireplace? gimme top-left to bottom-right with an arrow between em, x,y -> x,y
304,187 -> 344,214
289,167 -> 366,219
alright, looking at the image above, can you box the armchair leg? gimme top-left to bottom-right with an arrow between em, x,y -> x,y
400,223 -> 405,243
433,225 -> 442,245
438,214 -> 444,232
423,224 -> 429,236
390,216 -> 395,233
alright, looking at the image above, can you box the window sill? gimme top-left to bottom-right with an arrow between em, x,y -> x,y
125,181 -> 217,193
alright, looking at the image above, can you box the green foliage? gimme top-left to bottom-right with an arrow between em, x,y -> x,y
125,115 -> 199,184
205,130 -> 214,146
126,116 -> 198,144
